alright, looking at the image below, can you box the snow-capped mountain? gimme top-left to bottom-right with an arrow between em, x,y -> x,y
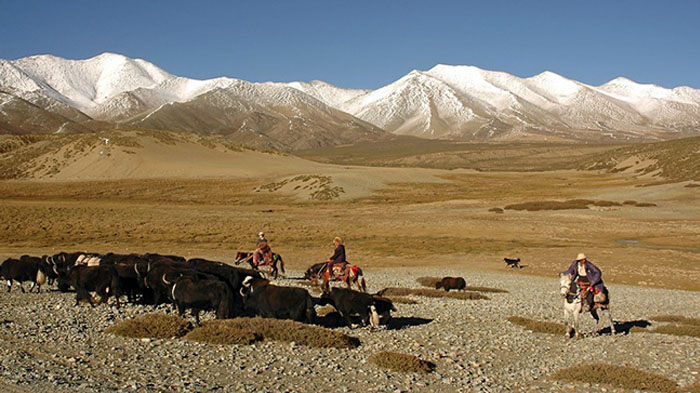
334,64 -> 700,141
1,53 -> 699,147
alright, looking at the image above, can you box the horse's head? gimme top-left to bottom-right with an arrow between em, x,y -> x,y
559,273 -> 574,297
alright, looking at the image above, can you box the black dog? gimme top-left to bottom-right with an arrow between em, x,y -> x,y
504,258 -> 521,269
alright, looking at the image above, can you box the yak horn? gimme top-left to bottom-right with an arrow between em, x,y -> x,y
162,273 -> 174,285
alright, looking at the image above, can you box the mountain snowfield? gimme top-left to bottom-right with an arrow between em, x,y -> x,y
1,52 -> 699,147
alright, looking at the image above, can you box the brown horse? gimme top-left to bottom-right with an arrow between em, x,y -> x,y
235,251 -> 285,279
317,262 -> 367,292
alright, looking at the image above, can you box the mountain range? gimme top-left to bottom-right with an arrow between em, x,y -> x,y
1,53 -> 699,150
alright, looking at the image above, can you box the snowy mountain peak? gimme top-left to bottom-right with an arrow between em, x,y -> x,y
1,52 -> 699,144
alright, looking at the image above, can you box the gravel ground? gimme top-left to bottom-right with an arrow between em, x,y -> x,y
1,267 -> 698,393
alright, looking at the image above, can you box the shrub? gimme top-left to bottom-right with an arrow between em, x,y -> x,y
651,324 -> 700,338
551,363 -> 678,392
185,324 -> 260,345
186,318 -> 360,349
415,278 -> 508,293
489,207 -> 504,213
685,183 -> 700,188
650,315 -> 700,326
416,276 -> 441,288
378,287 -> 488,300
369,352 -> 435,373
388,297 -> 418,305
506,316 -> 564,335
634,202 -> 657,207
104,313 -> 193,339
623,200 -> 638,205
504,199 -> 622,211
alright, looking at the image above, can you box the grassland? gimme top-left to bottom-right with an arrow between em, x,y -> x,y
1,133 -> 699,292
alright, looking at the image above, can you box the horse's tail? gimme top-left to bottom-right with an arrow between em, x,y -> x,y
278,254 -> 285,274
356,267 -> 367,292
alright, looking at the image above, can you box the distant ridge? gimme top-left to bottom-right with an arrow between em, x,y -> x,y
1,53 -> 699,149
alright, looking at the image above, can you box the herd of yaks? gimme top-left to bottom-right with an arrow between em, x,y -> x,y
0,251 -> 412,328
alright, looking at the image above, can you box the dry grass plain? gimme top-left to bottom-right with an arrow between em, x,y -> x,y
0,132 -> 698,292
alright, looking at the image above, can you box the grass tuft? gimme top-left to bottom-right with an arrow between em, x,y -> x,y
415,277 -> 508,293
185,324 -> 261,345
504,199 -> 629,211
650,315 -> 700,326
104,313 -> 193,339
650,324 -> 700,338
388,296 -> 418,305
379,287 -> 488,300
185,317 -> 360,349
506,316 -> 564,335
551,363 -> 678,392
369,352 -> 435,373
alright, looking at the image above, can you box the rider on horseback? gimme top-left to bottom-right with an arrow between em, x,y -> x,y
562,253 -> 607,311
254,232 -> 273,267
327,236 -> 347,276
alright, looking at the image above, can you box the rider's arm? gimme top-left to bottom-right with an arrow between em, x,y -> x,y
562,260 -> 577,276
586,262 -> 602,286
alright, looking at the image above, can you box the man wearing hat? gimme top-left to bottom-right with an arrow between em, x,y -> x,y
254,231 -> 272,267
562,253 -> 607,311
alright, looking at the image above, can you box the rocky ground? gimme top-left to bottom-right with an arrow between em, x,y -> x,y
1,267 -> 698,393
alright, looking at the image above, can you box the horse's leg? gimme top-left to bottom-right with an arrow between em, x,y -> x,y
591,308 -> 601,334
573,305 -> 581,338
563,303 -> 573,337
602,308 -> 616,336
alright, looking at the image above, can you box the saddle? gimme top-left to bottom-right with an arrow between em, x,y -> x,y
330,263 -> 355,280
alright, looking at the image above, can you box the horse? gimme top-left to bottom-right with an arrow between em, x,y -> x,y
235,251 -> 285,279
314,262 -> 367,292
304,262 -> 327,283
559,273 -> 615,338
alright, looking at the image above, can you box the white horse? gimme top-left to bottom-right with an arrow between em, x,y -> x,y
559,273 -> 615,338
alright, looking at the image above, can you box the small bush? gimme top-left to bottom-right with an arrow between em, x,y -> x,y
416,276 -> 441,287
685,183 -> 700,188
369,352 -> 435,373
388,297 -> 418,305
623,200 -> 638,205
507,316 -> 564,335
634,202 -> 657,207
489,207 -> 504,213
551,363 -> 678,392
651,324 -> 700,338
185,324 -> 260,345
378,287 -> 488,300
504,199 -> 622,211
464,286 -> 509,293
185,318 -> 360,349
415,277 -> 508,293
650,315 -> 700,326
104,313 -> 193,339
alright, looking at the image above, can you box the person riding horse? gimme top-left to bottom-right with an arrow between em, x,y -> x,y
562,253 -> 607,311
327,236 -> 347,276
254,232 -> 273,268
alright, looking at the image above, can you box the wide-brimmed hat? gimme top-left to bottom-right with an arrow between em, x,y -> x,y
259,232 -> 265,237
576,253 -> 587,261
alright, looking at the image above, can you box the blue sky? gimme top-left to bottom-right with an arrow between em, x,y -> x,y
1,0 -> 699,89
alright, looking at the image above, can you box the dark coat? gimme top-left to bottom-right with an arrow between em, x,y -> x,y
562,259 -> 605,292
329,245 -> 346,264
